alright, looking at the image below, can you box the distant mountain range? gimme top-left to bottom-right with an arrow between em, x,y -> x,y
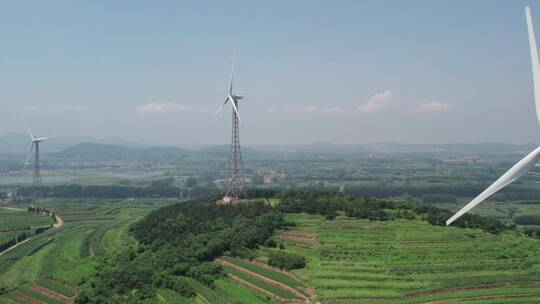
53,143 -> 188,161
0,132 -> 537,162
0,133 -> 147,154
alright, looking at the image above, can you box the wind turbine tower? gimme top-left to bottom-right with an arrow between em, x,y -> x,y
215,53 -> 246,201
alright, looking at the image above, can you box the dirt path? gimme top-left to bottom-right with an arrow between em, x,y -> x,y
54,213 -> 64,228
0,206 -> 26,212
0,238 -> 31,257
88,243 -> 95,257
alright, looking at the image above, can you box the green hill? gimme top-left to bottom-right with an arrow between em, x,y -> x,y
53,142 -> 188,161
72,190 -> 540,303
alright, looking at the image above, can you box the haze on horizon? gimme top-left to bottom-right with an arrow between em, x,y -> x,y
0,0 -> 538,146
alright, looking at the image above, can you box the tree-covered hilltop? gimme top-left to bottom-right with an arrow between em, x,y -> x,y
76,191 -> 513,303
77,199 -> 287,303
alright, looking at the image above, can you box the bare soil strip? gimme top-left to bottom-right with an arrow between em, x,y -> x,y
216,259 -> 306,299
31,284 -> 73,303
422,293 -> 534,304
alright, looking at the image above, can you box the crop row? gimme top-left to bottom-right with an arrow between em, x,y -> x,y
221,256 -> 304,289
222,266 -> 299,299
36,278 -> 76,298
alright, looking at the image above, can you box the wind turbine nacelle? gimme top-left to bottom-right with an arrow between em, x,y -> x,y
235,95 -> 244,100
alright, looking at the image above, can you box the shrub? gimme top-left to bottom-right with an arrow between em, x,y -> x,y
263,238 -> 277,248
267,251 -> 305,270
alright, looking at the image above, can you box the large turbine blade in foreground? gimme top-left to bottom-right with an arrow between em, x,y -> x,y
446,147 -> 540,225
526,6 -> 540,123
447,7 -> 540,225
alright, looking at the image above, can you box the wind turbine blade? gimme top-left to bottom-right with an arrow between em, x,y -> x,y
24,143 -> 34,168
36,136 -> 56,141
228,95 -> 242,124
526,7 -> 540,123
447,146 -> 540,225
229,50 -> 236,94
215,98 -> 229,116
25,124 -> 35,141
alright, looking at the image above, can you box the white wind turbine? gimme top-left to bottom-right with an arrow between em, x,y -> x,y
447,6 -> 540,225
24,125 -> 54,187
214,52 -> 246,200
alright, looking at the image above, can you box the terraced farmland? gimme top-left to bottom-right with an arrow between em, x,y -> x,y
0,207 -> 53,248
0,198 -> 171,299
275,213 -> 540,303
0,278 -> 77,304
216,256 -> 312,303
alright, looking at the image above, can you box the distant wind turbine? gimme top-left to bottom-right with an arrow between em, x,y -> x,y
446,6 -> 540,225
214,51 -> 246,201
24,125 -> 54,188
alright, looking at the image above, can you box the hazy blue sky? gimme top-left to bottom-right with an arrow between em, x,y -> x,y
0,0 -> 539,145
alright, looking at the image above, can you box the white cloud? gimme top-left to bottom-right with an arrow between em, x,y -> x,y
324,107 -> 342,113
301,106 -> 319,113
57,105 -> 88,111
285,106 -> 342,113
16,106 -> 39,112
413,101 -> 453,113
358,90 -> 393,113
265,107 -> 276,112
136,102 -> 212,114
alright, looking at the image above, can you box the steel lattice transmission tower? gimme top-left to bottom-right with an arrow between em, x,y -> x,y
226,98 -> 245,198
215,52 -> 246,201
32,141 -> 42,187
24,125 -> 53,193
